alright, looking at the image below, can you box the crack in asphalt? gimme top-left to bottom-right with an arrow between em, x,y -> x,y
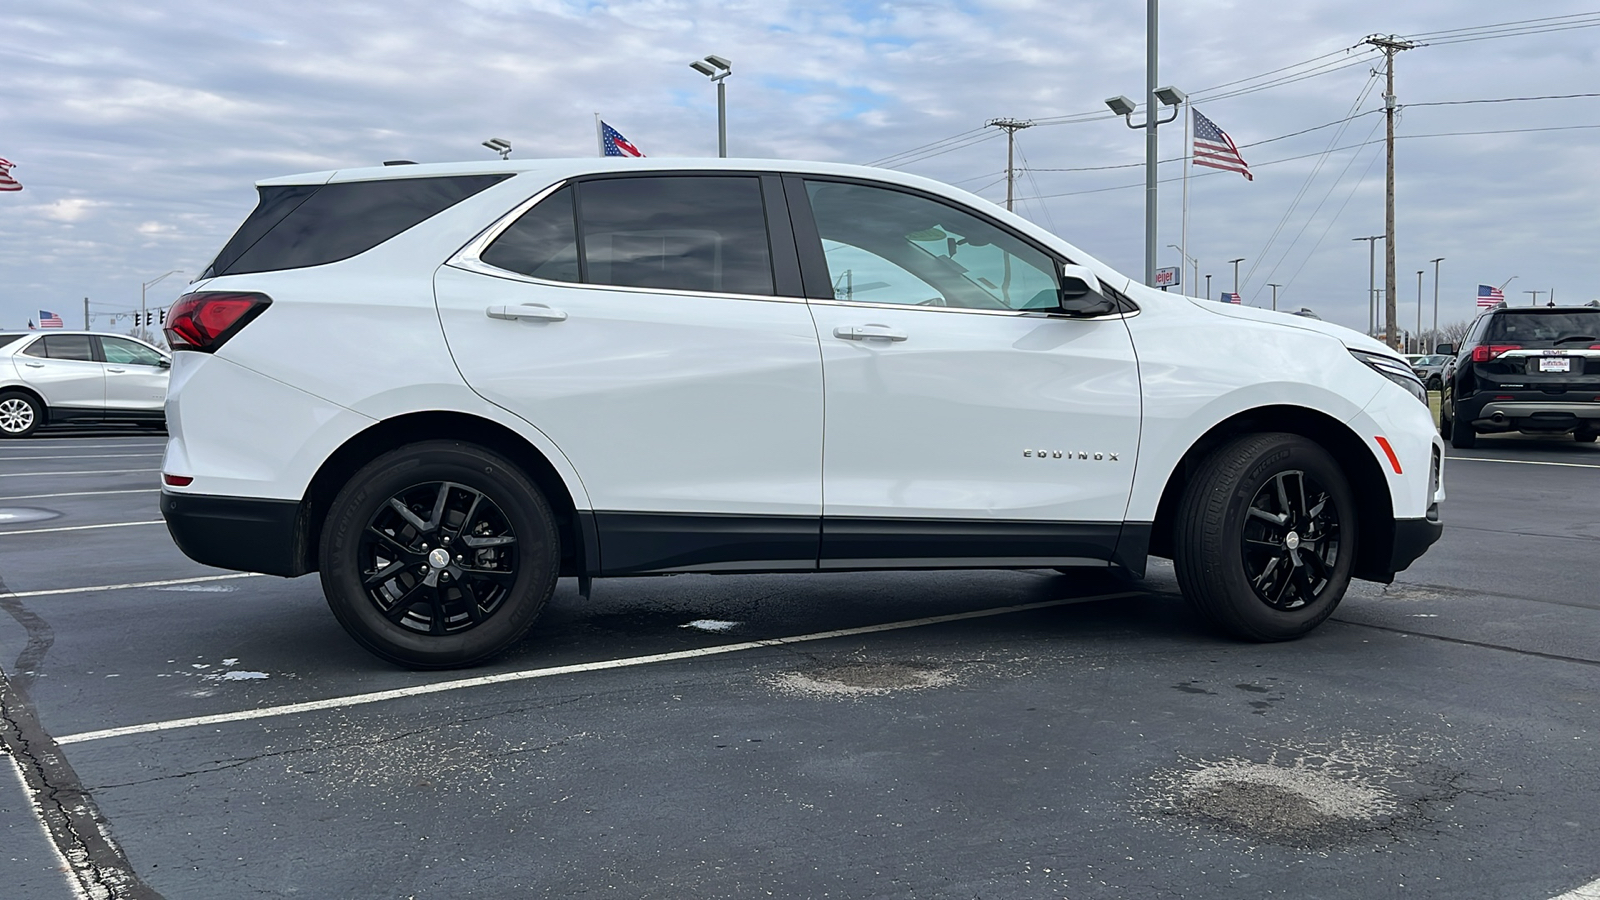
0,577 -> 165,900
1447,522 -> 1600,543
1332,617 -> 1600,668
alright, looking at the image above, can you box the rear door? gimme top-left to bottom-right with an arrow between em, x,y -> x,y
97,336 -> 169,411
435,172 -> 824,574
17,334 -> 105,412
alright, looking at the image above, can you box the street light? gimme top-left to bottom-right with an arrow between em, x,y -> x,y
482,138 -> 511,160
1105,1 -> 1185,287
1416,269 -> 1425,353
1429,257 -> 1445,338
1167,244 -> 1197,298
1267,282 -> 1282,311
141,269 -> 184,343
1204,274 -> 1212,300
1228,257 -> 1245,299
1353,235 -> 1384,336
690,54 -> 732,158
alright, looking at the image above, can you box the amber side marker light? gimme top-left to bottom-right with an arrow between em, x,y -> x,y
1373,436 -> 1403,475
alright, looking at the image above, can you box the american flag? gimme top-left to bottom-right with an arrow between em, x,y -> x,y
1193,110 -> 1252,182
1220,292 -> 1242,304
1477,284 -> 1505,307
0,158 -> 21,192
39,310 -> 64,328
600,122 -> 645,157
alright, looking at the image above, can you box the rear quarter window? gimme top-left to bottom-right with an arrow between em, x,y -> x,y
207,174 -> 510,277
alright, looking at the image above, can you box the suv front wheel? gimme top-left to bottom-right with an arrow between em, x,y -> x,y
319,440 -> 560,669
1174,433 -> 1357,641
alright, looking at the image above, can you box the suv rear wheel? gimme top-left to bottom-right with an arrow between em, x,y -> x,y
0,391 -> 42,438
1174,433 -> 1356,641
319,441 -> 559,669
1448,409 -> 1477,449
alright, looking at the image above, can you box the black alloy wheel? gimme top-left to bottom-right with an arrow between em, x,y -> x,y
1239,469 -> 1342,611
1174,432 -> 1357,641
320,441 -> 559,669
358,481 -> 519,636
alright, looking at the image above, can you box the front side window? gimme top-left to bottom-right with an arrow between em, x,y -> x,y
578,176 -> 774,296
101,337 -> 166,366
804,179 -> 1060,311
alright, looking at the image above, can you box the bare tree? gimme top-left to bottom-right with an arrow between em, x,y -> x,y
1437,319 -> 1473,349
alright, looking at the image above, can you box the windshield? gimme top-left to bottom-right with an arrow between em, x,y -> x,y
1485,310 -> 1600,345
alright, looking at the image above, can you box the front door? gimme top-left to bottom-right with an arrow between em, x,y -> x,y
792,177 -> 1142,567
435,173 -> 824,574
97,336 -> 169,411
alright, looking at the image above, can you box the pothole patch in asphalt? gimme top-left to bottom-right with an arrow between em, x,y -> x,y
769,661 -> 959,698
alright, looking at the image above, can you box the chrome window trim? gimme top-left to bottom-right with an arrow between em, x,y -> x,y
805,296 -> 1139,321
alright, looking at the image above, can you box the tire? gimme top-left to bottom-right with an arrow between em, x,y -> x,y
1173,433 -> 1357,642
0,391 -> 43,438
1426,376 -> 1442,392
1449,410 -> 1477,449
1576,432 -> 1597,444
319,440 -> 560,669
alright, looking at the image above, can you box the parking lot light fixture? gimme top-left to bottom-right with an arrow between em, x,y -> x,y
482,138 -> 512,160
691,55 -> 733,157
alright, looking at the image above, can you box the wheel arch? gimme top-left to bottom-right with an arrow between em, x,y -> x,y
298,411 -> 587,578
1147,405 -> 1395,582
0,384 -> 48,410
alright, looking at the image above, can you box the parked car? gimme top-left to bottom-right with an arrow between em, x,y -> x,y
1439,302 -> 1600,448
1406,354 -> 1448,391
160,158 -> 1444,668
0,331 -> 169,438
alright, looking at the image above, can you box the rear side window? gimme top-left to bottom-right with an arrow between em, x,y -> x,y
207,175 -> 510,277
100,337 -> 166,366
480,186 -> 580,283
1485,311 -> 1600,345
28,334 -> 96,361
578,176 -> 774,296
0,335 -> 21,348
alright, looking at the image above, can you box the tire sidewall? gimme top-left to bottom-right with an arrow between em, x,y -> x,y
1210,436 -> 1357,639
319,441 -> 557,668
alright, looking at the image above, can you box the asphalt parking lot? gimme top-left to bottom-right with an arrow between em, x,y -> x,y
1,425 -> 1597,899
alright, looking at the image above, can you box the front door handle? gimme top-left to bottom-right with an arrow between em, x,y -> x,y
486,303 -> 568,322
833,325 -> 908,342
106,367 -> 127,373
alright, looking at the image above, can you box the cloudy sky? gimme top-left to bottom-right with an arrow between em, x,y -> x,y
2,1 -> 1598,339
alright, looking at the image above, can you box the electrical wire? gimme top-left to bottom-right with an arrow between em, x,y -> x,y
1405,92 -> 1600,108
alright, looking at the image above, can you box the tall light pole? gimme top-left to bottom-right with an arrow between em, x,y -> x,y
1228,257 -> 1245,298
690,55 -> 732,158
1204,274 -> 1212,300
1267,282 -> 1282,311
1430,257 -> 1444,339
1167,244 -> 1197,298
1415,269 -> 1424,353
1353,235 -> 1384,336
141,269 -> 184,343
1105,7 -> 1186,288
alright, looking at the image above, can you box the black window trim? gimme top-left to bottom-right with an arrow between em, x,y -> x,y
784,173 -> 1137,319
447,170 -> 807,303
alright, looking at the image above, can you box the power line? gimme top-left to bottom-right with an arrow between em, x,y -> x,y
1405,11 -> 1600,40
1406,91 -> 1600,107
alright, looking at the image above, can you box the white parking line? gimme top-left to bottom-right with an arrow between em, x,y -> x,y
4,752 -> 90,900
0,469 -> 160,478
1552,876 -> 1600,899
0,489 -> 161,501
0,453 -> 164,461
53,591 -> 1137,745
5,572 -> 261,600
0,520 -> 164,536
1449,456 -> 1600,470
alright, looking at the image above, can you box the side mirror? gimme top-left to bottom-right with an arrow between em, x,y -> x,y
1058,264 -> 1116,317
158,357 -> 172,369
1433,343 -> 1454,356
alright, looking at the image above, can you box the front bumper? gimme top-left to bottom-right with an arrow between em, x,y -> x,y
162,491 -> 312,577
1388,516 -> 1442,575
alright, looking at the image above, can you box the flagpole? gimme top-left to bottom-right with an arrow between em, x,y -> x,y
1181,101 -> 1191,297
594,113 -> 604,157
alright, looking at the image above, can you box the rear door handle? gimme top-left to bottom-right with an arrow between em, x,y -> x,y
23,362 -> 44,368
486,303 -> 568,322
106,367 -> 127,373
833,325 -> 908,342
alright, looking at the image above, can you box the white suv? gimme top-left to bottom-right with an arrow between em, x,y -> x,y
160,159 -> 1444,668
0,331 -> 170,437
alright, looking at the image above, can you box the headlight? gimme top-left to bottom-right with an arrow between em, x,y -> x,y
1350,349 -> 1427,405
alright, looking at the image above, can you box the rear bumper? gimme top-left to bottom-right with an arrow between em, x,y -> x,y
1389,516 -> 1442,575
161,491 -> 311,577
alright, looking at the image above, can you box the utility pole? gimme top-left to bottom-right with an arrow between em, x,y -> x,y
1353,235 -> 1384,336
1430,256 -> 1444,337
1205,274 -> 1212,300
1229,257 -> 1245,297
986,118 -> 1035,212
1365,34 -> 1416,349
1267,283 -> 1282,311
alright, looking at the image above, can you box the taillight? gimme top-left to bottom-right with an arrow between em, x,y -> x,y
1470,344 -> 1521,363
165,291 -> 271,352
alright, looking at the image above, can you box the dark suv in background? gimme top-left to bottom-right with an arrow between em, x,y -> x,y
1440,302 -> 1600,448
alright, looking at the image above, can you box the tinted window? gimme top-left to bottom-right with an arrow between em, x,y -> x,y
101,337 -> 166,366
578,176 -> 774,295
1486,310 -> 1600,345
0,335 -> 21,348
20,338 -> 46,358
41,334 -> 95,361
804,180 -> 1059,311
480,186 -> 580,282
214,175 -> 510,276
